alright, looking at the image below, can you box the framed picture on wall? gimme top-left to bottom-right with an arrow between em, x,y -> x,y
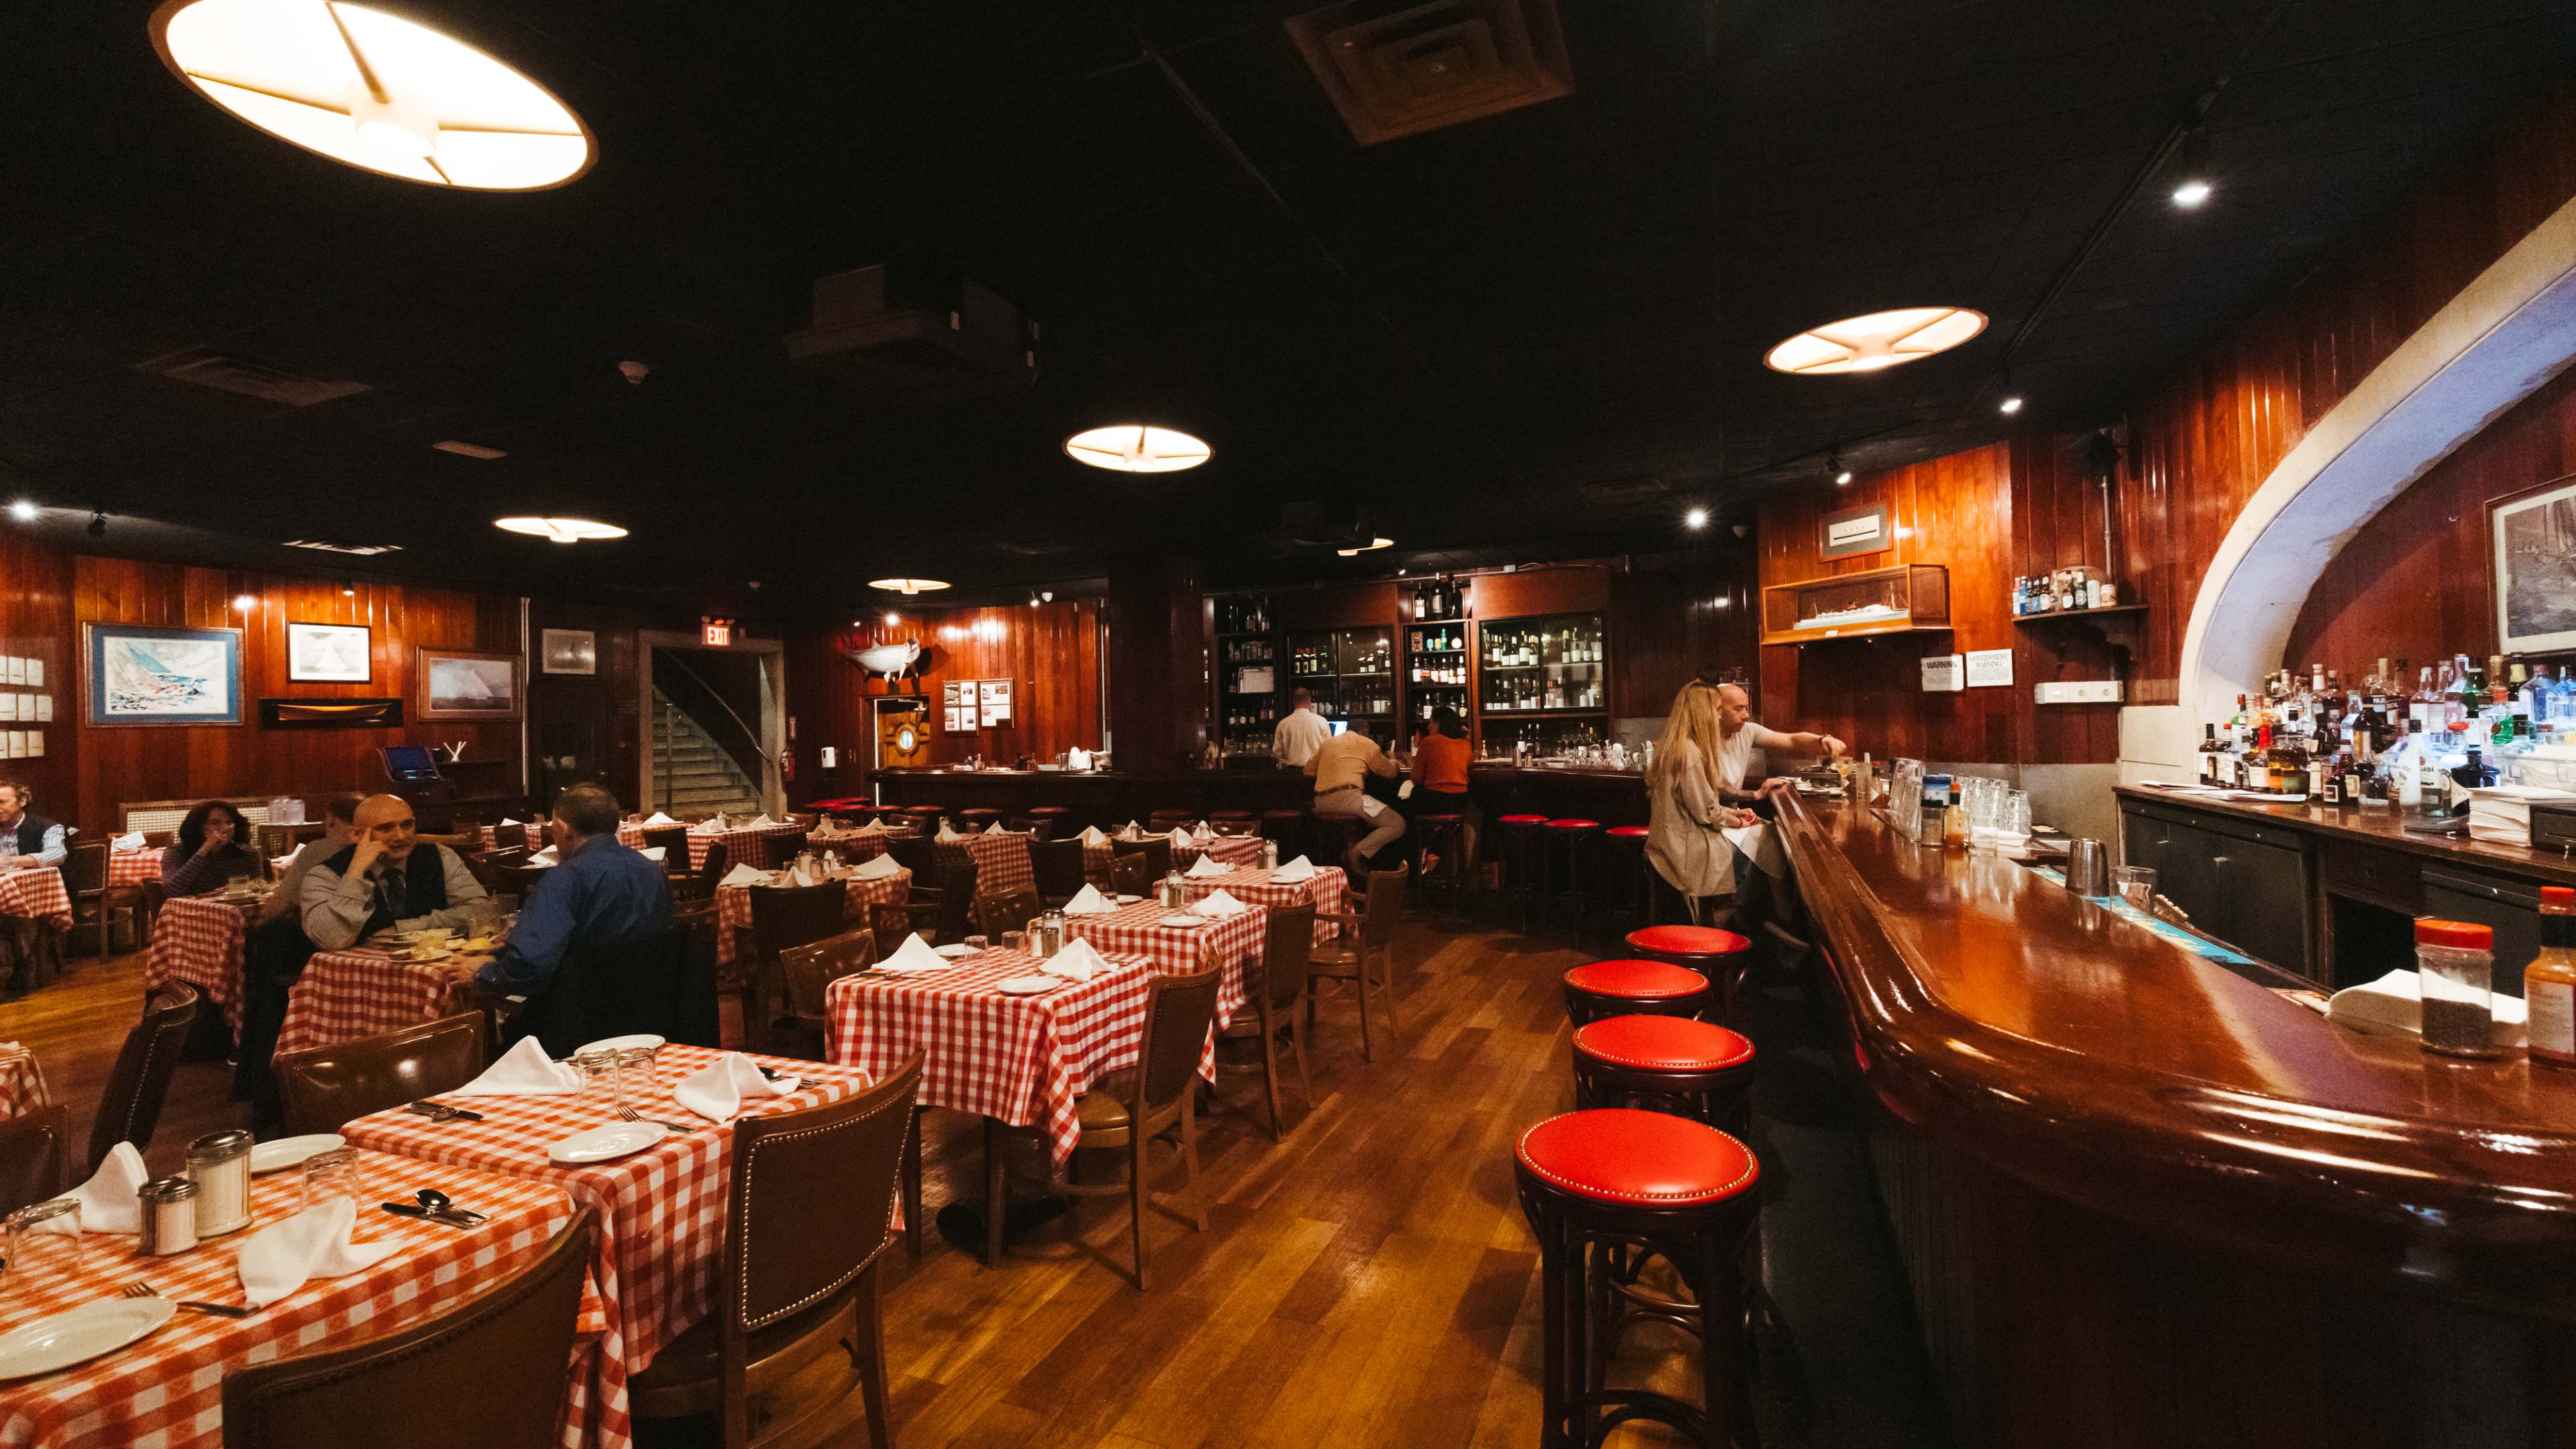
539,628 -> 598,676
82,623 -> 244,726
2492,476 -> 2576,654
1819,502 -> 1892,561
417,648 -> 523,721
285,621 -> 372,682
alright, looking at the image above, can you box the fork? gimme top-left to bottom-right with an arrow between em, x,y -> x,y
615,1103 -> 696,1133
120,1281 -> 252,1318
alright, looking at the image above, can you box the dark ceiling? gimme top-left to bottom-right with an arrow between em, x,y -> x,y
6,1 -> 2575,614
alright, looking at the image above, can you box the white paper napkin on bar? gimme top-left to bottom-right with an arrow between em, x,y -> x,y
1271,855 -> 1316,881
33,1142 -> 148,1235
1043,937 -> 1112,981
876,932 -> 953,975
1062,883 -> 1113,915
673,1052 -> 800,1124
451,1035 -> 584,1097
1191,889 -> 1248,918
237,1198 -> 400,1308
1185,853 -> 1230,879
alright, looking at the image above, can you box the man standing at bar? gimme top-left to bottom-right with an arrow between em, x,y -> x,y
1273,688 -> 1332,769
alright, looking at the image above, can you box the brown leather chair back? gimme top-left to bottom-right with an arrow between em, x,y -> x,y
972,887 -> 1040,941
885,835 -> 932,879
62,840 -> 109,896
669,871 -> 715,907
762,832 -> 810,869
697,841 -> 730,881
641,825 -> 690,870
1134,837 -> 1172,879
722,1054 -> 922,1336
932,861 -> 979,943
492,822 -> 533,853
779,927 -> 876,1021
223,1208 -> 596,1449
273,1012 -> 488,1137
87,984 -> 200,1175
1135,960 -> 1224,1118
1032,839 -> 1087,900
1360,864 -> 1409,949
0,1104 -> 68,1218
747,879 -> 849,963
1108,852 -> 1151,900
1260,904 -> 1316,1014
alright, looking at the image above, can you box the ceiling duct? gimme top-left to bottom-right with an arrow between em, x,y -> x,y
1285,0 -> 1572,147
1278,500 -> 1377,550
136,347 -> 370,408
784,258 -> 1039,405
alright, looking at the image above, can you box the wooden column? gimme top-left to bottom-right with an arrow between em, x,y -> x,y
1107,553 -> 1208,771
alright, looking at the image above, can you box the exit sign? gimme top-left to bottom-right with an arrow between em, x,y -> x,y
701,618 -> 734,647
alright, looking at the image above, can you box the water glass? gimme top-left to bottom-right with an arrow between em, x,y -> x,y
2002,790 -> 2033,843
612,1046 -> 659,1108
3,1199 -> 83,1290
299,1146 -> 364,1213
1002,930 -> 1028,954
964,934 -> 989,952
573,1047 -> 619,1106
2112,865 -> 2157,911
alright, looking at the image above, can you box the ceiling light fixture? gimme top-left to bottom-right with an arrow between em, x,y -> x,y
1684,506 -> 1709,530
881,611 -> 901,628
494,516 -> 627,543
340,578 -> 356,596
1028,592 -> 1041,608
1063,424 -> 1212,473
1040,590 -> 1054,604
1831,451 -> 1853,486
1998,394 -> 2025,415
431,439 -> 506,460
1764,307 -> 1988,376
2169,130 -> 2213,209
7,501 -> 35,523
867,578 -> 951,596
1335,537 -> 1394,557
150,0 -> 596,191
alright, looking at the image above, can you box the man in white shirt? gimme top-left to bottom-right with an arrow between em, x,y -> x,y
1273,689 -> 1332,769
1714,683 -> 1843,805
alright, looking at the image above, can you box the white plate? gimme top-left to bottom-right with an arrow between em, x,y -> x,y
994,974 -> 1063,996
0,1298 -> 175,1381
932,944 -> 975,959
574,1033 -> 664,1057
547,1121 -> 668,1165
251,1133 -> 345,1175
1158,914 -> 1208,928
1114,894 -> 1143,904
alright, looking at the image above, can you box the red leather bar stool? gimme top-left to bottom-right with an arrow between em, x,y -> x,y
1148,808 -> 1194,832
1208,808 -> 1256,835
1603,825 -> 1654,938
1625,924 -> 1755,1027
1572,1014 -> 1756,1132
1562,959 -> 1711,1027
1495,814 -> 1551,933
900,804 -> 945,833
1413,811 -> 1466,912
1515,1109 -> 1762,1449
957,807 -> 1002,832
1258,808 -> 1307,854
1026,804 -> 1071,839
1541,818 -> 1605,941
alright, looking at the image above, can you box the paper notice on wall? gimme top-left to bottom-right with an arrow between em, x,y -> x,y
0,694 -> 15,721
981,678 -> 1011,726
1965,649 -> 2015,688
2,657 -> 19,686
959,680 -> 978,709
25,731 -> 40,758
32,696 -> 48,722
26,659 -> 40,688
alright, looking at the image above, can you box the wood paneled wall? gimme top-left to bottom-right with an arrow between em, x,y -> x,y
0,529 -> 76,818
784,601 -> 1102,801
1610,550 -> 1759,719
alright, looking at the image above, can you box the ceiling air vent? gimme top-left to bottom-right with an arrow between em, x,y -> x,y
283,539 -> 403,556
1285,0 -> 1572,146
136,347 -> 371,407
784,258 -> 1038,405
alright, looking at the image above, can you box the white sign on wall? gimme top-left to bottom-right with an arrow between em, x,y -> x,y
1921,653 -> 1964,692
1966,649 -> 2015,688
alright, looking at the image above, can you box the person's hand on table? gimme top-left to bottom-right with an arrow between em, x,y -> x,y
1719,806 -> 1760,828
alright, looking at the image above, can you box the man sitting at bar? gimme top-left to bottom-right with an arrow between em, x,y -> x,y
477,782 -> 671,999
1273,688 -> 1332,769
1307,721 -> 1406,876
0,779 -> 66,872
299,792 -> 488,951
1713,681 -> 1844,806
260,794 -> 363,924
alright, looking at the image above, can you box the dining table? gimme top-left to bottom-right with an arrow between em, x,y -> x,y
712,867 -> 912,967
1079,830 -> 1266,883
935,828 -> 1035,895
140,894 -> 265,1034
1059,895 -> 1267,1032
1177,863 -> 1349,945
272,931 -> 498,1058
614,821 -> 805,873
0,867 -> 71,934
0,1040 -> 50,1121
0,1150 -> 598,1449
337,1043 -> 879,1449
103,849 -> 162,889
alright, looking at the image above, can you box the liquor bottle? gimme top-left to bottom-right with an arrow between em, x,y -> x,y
2529,887 -> 2576,1069
2200,723 -> 2223,784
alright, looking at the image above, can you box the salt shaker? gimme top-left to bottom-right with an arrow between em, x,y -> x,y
1162,871 -> 1188,908
186,1128 -> 255,1236
138,1177 -> 200,1256
1261,839 -> 1279,871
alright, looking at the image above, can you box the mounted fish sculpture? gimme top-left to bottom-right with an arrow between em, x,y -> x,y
847,638 -> 921,680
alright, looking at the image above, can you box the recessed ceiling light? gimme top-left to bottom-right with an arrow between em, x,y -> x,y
1764,307 -> 1988,376
1335,537 -> 1394,557
1998,395 -> 2024,415
494,516 -> 627,543
7,501 -> 35,523
1064,425 -> 1212,473
233,594 -> 256,611
2171,179 -> 2211,208
881,611 -> 901,627
868,578 -> 951,596
432,439 -> 506,460
150,0 -> 596,191
1684,506 -> 1709,530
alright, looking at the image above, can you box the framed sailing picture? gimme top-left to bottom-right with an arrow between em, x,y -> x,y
2492,476 -> 2576,654
417,648 -> 524,722
83,623 -> 244,726
286,621 -> 372,682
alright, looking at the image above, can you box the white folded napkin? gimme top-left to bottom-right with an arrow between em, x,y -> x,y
112,830 -> 146,852
877,932 -> 953,975
529,845 -> 559,867
847,851 -> 902,880
1191,888 -> 1248,918
1067,747 -> 1091,771
1043,937 -> 1112,981
690,821 -> 722,834
673,1051 -> 800,1124
1169,827 -> 1192,849
451,1034 -> 584,1097
720,862 -> 769,888
1062,883 -> 1114,915
236,1197 -> 401,1307
856,818 -> 890,835
1079,825 -> 1108,846
1121,820 -> 1142,838
936,821 -> 962,842
751,814 -> 781,828
641,845 -> 666,863
34,1142 -> 148,1235
1194,820 -> 1214,839
499,816 -> 521,826
1272,855 -> 1316,881
644,811 -> 679,826
1185,853 -> 1230,879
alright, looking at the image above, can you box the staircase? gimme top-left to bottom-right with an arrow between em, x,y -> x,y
651,692 -> 762,817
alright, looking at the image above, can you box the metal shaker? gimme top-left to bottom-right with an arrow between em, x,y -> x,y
2065,838 -> 2112,897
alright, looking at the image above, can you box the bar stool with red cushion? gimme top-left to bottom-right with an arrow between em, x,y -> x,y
1495,814 -> 1551,934
1027,805 -> 1072,836
957,808 -> 1002,832
1541,818 -> 1605,941
1515,1108 -> 1761,1449
1573,1014 -> 1757,1132
1208,808 -> 1256,836
900,805 -> 945,833
1148,808 -> 1195,832
1626,924 -> 1755,1026
1603,824 -> 1654,938
1562,958 -> 1711,1026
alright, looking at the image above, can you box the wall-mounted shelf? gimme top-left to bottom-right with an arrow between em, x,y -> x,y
2013,603 -> 2146,625
1760,564 -> 1949,646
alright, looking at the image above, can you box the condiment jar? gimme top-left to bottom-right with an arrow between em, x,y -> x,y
1161,871 -> 1187,908
2415,918 -> 2500,1059
186,1128 -> 256,1236
138,1177 -> 200,1256
2527,886 -> 2576,1068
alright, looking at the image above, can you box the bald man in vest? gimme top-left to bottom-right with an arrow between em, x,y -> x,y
299,793 -> 488,951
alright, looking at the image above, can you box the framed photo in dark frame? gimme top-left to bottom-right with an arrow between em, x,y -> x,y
286,621 -> 372,683
2491,474 -> 2576,655
417,648 -> 524,722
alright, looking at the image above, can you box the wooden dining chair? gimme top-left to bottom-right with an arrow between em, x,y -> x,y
745,881 -> 851,1051
1220,903 -> 1316,1142
995,957 -> 1222,1287
87,983 -> 200,1174
971,886 -> 1040,942
669,898 -> 726,1049
273,1012 -> 490,1136
697,841 -> 731,884
1032,838 -> 1087,906
762,832 -> 810,869
630,1055 -> 923,1449
773,927 -> 875,1055
0,1104 -> 69,1218
1134,837 -> 1173,879
642,824 -> 690,872
224,1209 -> 596,1449
1309,864 -> 1409,1063
63,839 -> 148,963
1108,851 -> 1152,900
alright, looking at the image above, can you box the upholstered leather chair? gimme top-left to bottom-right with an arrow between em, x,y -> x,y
1031,838 -> 1087,906
1309,864 -> 1408,1062
87,984 -> 201,1174
773,927 -> 875,1051
0,1104 -> 69,1218
273,1012 -> 489,1136
971,887 -> 1040,942
1220,903 -> 1316,1142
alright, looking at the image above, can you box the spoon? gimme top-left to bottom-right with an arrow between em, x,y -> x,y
415,1188 -> 486,1224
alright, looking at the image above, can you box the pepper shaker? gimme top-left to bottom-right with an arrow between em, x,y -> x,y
138,1177 -> 200,1256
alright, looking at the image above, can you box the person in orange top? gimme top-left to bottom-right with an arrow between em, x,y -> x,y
1410,706 -> 1474,874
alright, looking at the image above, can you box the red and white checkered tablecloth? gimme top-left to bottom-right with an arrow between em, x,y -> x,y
0,1041 -> 50,1121
1062,897 -> 1265,1032
482,821 -> 551,851
1080,831 -> 1266,883
628,823 -> 804,872
935,829 -> 1034,896
827,948 -> 1191,1169
274,944 -> 484,1057
341,1044 -> 876,1449
144,895 -> 254,1032
0,866 -> 70,931
106,849 -> 164,888
0,1150 -> 598,1449
713,868 -> 912,967
804,830 -> 898,862
1181,864 -> 1350,945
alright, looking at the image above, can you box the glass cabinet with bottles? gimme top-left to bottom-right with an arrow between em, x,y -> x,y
1213,593 -> 1278,758
1478,612 -> 1608,753
1403,578 -> 1471,748
1287,627 -> 1399,729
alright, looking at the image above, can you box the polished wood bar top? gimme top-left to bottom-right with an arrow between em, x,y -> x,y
2117,783 -> 2576,885
1776,791 -> 2576,1315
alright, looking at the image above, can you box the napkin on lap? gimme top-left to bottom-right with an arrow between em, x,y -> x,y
877,932 -> 953,975
720,862 -> 769,888
1191,889 -> 1248,918
1062,883 -> 1113,915
237,1198 -> 400,1308
34,1142 -> 148,1234
673,1052 -> 800,1124
1271,855 -> 1316,881
643,811 -> 679,827
451,1035 -> 584,1096
1185,854 -> 1230,878
1042,938 -> 1112,981
847,851 -> 902,879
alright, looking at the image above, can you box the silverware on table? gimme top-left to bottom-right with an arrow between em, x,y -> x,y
614,1104 -> 696,1133
402,1100 -> 485,1123
119,1281 -> 252,1318
378,1201 -> 480,1228
413,1188 -> 486,1224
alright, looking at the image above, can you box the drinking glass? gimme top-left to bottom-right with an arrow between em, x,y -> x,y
612,1046 -> 659,1108
3,1199 -> 83,1291
963,934 -> 989,952
573,1048 -> 619,1108
299,1146 -> 364,1213
2002,790 -> 2033,843
2112,865 -> 2157,911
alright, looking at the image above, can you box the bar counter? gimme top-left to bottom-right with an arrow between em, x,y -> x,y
1775,790 -> 2576,1448
867,761 -> 1648,828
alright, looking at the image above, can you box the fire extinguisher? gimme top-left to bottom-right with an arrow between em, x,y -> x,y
778,747 -> 796,785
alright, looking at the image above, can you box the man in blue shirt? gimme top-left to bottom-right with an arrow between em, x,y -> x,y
478,782 -> 670,997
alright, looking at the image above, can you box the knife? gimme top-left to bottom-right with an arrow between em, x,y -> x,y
403,1100 -> 485,1122
379,1202 -> 480,1228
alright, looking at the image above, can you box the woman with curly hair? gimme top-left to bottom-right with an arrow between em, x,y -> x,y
162,799 -> 263,897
